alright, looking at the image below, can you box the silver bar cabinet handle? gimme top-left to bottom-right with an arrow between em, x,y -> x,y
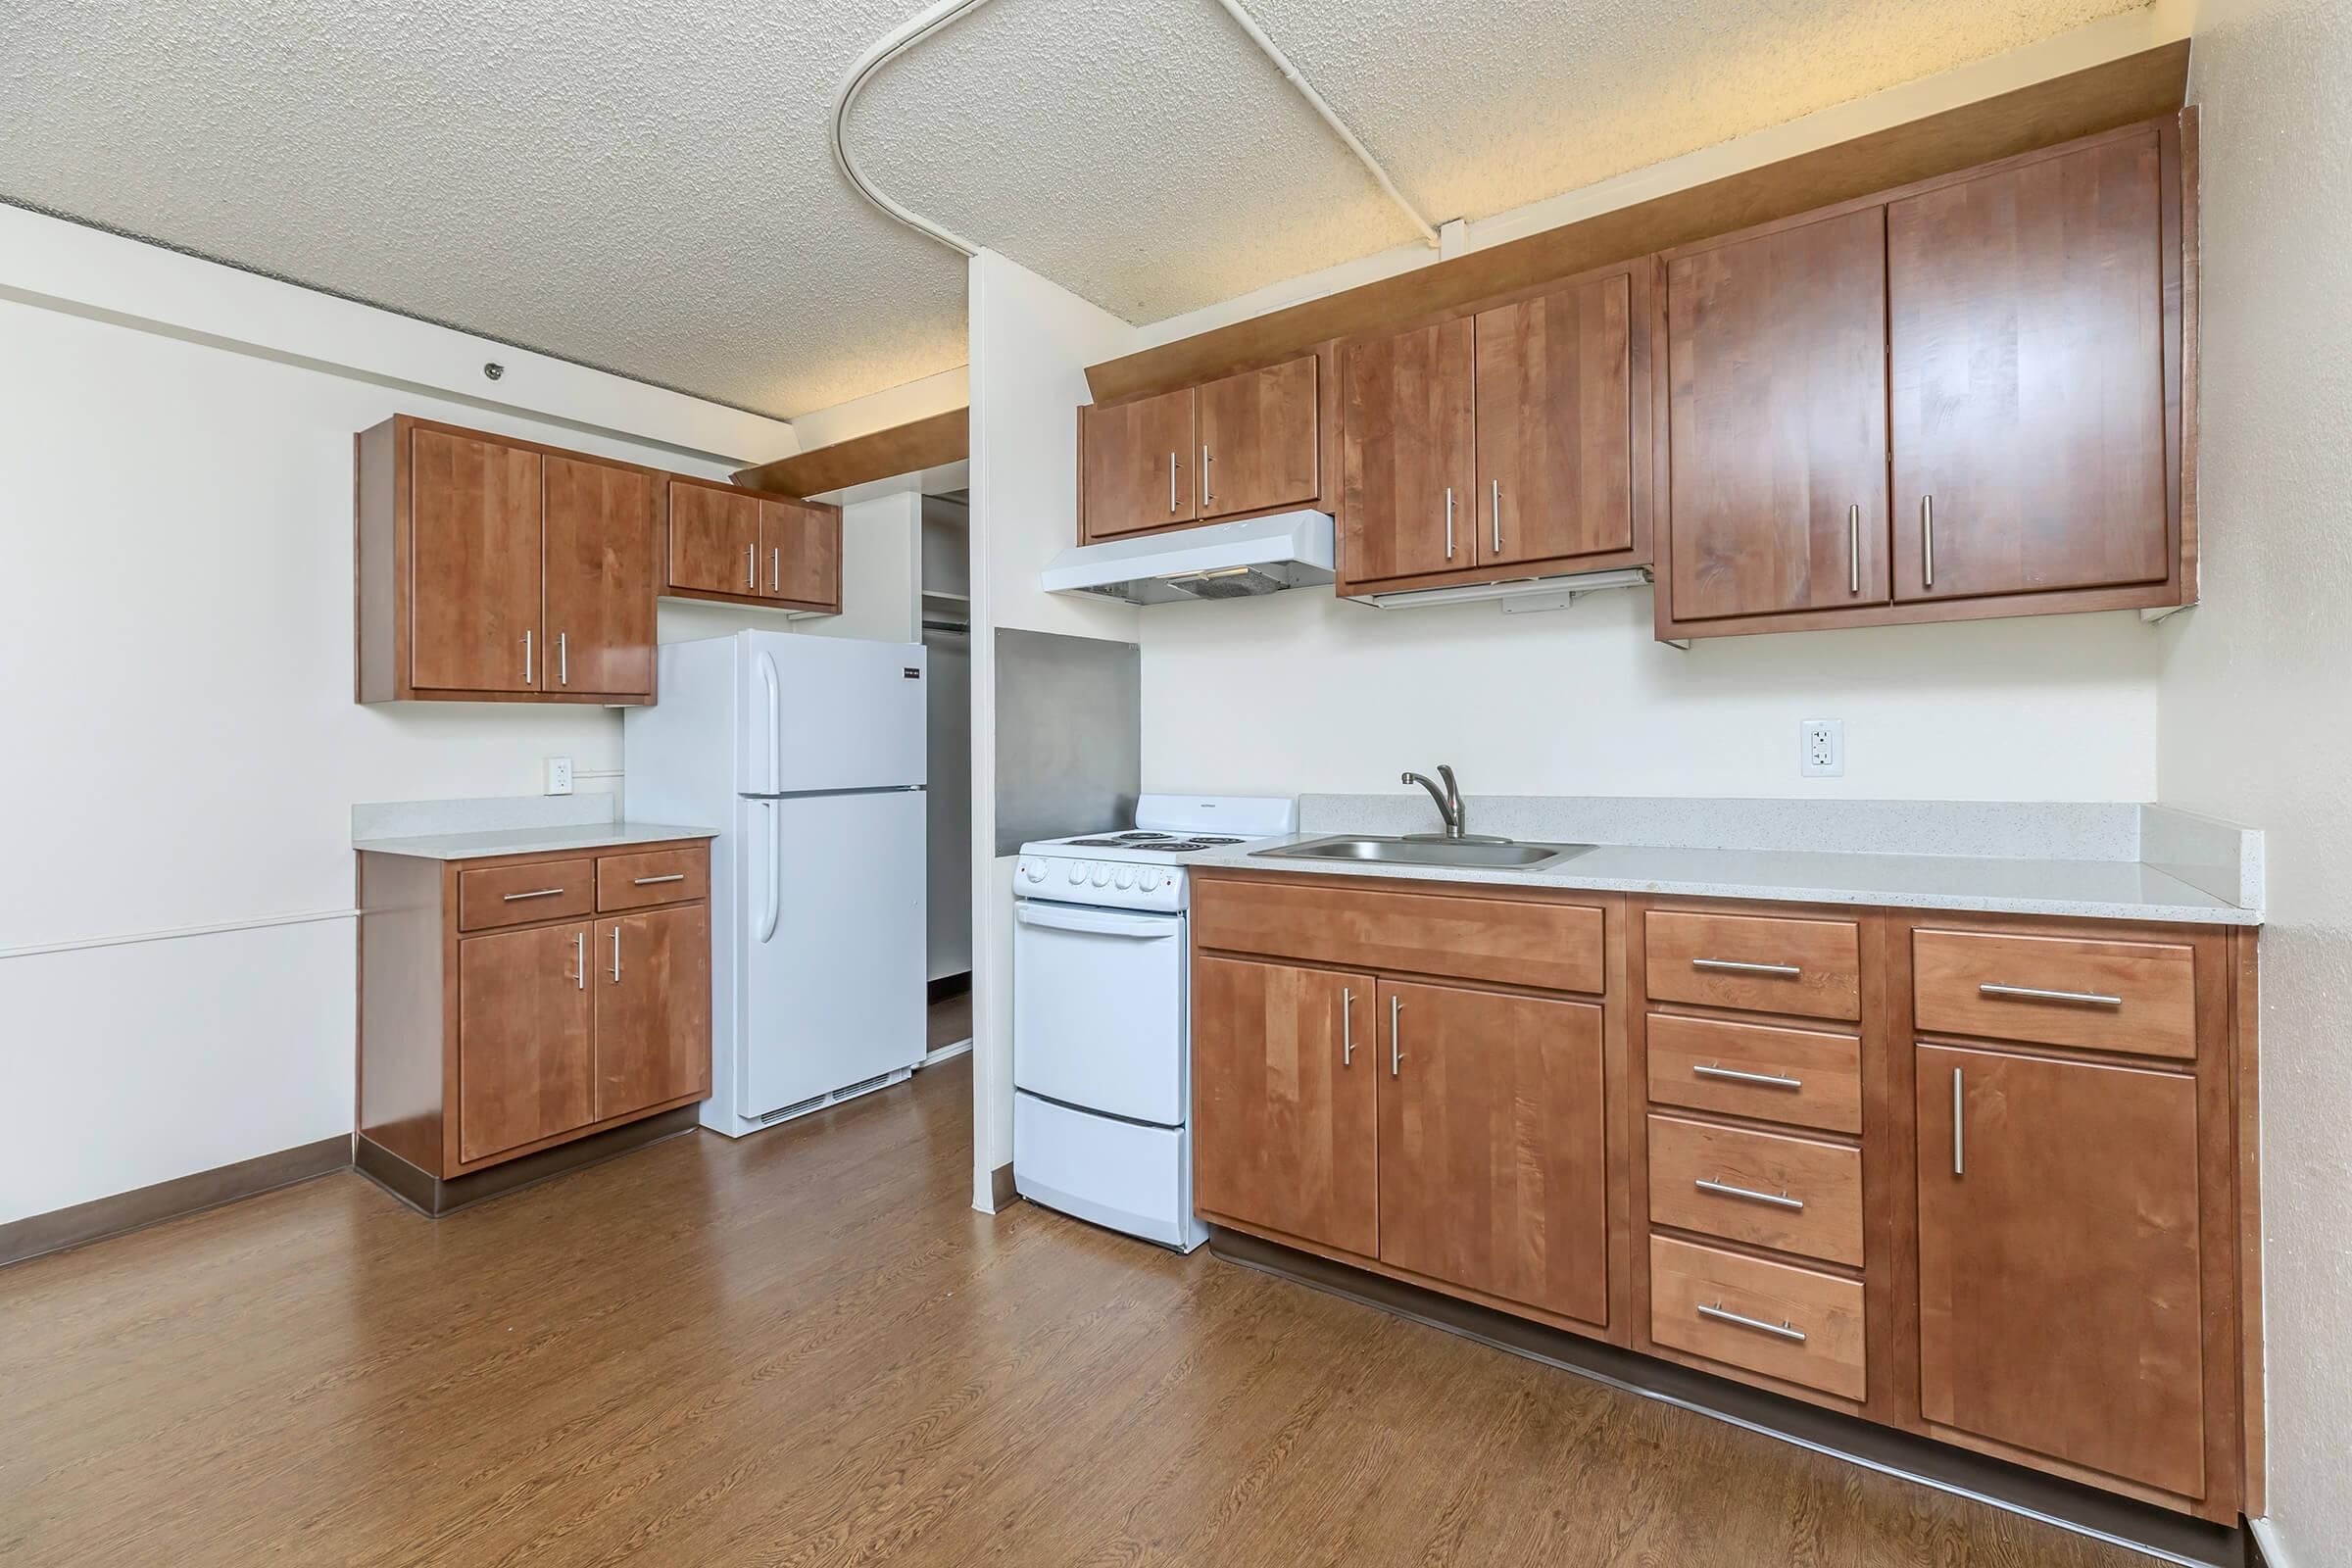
1169,452 -> 1178,514
1201,445 -> 1213,508
1492,478 -> 1502,556
1697,1302 -> 1807,1344
1691,957 -> 1801,977
1952,1066 -> 1964,1176
572,930 -> 584,991
745,544 -> 756,589
522,628 -> 533,685
1390,994 -> 1403,1077
1695,1177 -> 1805,1211
610,925 -> 621,982
633,873 -> 686,887
1341,988 -> 1355,1066
558,631 -> 568,687
1693,1062 -> 1803,1091
1978,982 -> 2124,1006
1848,504 -> 1860,595
771,547 -> 780,593
1922,493 -> 1936,588
503,887 -> 565,903
1444,487 -> 1455,559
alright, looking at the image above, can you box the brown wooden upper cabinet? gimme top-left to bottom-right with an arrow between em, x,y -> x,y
662,476 -> 842,614
357,415 -> 659,704
1340,262 -> 1647,595
1658,121 -> 2188,640
1078,354 -> 1322,542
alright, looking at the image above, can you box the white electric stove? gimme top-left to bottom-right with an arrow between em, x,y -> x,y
1010,794 -> 1297,1250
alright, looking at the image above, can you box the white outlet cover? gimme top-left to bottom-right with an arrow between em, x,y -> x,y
545,756 -> 575,796
1800,719 -> 1844,778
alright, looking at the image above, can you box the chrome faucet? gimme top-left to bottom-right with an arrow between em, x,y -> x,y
1401,764 -> 1466,841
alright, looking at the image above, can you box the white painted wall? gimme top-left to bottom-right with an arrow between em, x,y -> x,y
0,219 -> 814,1225
965,250 -> 1140,1208
2159,2 -> 2352,1558
1141,590 -> 2160,801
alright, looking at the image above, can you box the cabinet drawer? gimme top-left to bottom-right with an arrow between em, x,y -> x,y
457,858 -> 596,931
597,846 -> 709,912
1912,928 -> 2196,1059
1194,876 -> 1604,994
1649,1235 -> 1866,1401
1646,1114 -> 1863,1265
1645,910 -> 1860,1020
1646,1013 -> 1862,1134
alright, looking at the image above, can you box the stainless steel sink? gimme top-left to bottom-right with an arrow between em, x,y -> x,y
1251,835 -> 1591,871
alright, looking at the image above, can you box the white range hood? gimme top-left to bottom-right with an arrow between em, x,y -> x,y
1041,510 -> 1334,606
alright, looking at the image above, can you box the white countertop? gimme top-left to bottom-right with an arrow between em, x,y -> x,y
354,821 -> 717,862
1184,834 -> 2262,926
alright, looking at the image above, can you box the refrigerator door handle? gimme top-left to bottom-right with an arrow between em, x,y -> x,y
756,648 -> 783,795
760,799 -> 782,943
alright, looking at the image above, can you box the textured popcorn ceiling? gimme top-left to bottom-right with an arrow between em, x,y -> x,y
1,0 -> 2142,419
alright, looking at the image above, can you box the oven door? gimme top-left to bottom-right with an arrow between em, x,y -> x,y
1012,898 -> 1188,1126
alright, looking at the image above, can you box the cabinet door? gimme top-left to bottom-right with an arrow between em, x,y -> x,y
1915,1045 -> 2206,1498
1341,318 -> 1475,583
457,922 -> 594,1164
544,455 -> 656,698
1081,387 -> 1196,538
1192,956 -> 1379,1257
667,481 -> 761,597
760,497 -> 842,610
1475,272 -> 1635,566
1889,132 -> 2169,602
1665,208 -> 1889,621
594,906 -> 712,1121
1197,356 -> 1319,520
409,426 -> 542,692
1376,981 -> 1609,1325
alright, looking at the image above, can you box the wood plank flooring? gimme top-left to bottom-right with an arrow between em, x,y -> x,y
0,1057 -> 2154,1567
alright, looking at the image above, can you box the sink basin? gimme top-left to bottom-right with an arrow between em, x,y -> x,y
1251,835 -> 1591,871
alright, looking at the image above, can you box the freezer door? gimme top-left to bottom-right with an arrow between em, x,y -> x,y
737,631 -> 926,795
739,789 -> 926,1118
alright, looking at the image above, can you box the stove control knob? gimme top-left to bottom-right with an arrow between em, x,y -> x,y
1139,869 -> 1162,893
1022,859 -> 1045,884
1090,863 -> 1112,887
1066,862 -> 1084,885
1114,867 -> 1135,890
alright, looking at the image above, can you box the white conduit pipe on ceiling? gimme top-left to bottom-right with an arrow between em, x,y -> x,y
831,0 -> 1443,259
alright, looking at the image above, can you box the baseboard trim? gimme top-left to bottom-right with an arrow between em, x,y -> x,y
927,971 -> 972,1004
922,1038 -> 973,1066
1,1135 -> 352,1268
989,1160 -> 1019,1211
356,1107 -> 700,1218
1212,1227 -> 2247,1568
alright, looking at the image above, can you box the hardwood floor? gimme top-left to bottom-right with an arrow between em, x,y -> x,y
926,988 -> 972,1054
0,1058 -> 2152,1567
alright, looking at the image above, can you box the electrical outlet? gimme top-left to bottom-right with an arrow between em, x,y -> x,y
1800,719 -> 1843,778
544,756 -> 574,796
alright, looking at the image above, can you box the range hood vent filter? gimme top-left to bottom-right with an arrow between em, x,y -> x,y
1043,511 -> 1335,607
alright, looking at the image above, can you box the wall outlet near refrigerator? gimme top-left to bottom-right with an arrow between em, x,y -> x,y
1799,720 -> 1843,778
544,756 -> 574,796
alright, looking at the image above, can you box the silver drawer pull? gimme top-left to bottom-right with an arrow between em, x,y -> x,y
1978,982 -> 2124,1006
1694,1177 -> 1805,1211
632,873 -> 687,886
502,888 -> 566,902
1692,1062 -> 1803,1091
1692,957 -> 1801,976
1697,1302 -> 1807,1343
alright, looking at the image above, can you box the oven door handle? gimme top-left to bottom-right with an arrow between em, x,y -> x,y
1014,902 -> 1179,940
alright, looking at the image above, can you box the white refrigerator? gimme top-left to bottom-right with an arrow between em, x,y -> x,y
624,631 -> 928,1137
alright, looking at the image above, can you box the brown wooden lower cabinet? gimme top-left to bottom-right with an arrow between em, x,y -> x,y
360,838 -> 715,1182
1193,872 -> 2261,1524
